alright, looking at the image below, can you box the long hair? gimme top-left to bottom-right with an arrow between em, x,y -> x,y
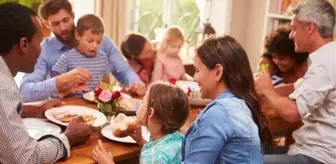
196,36 -> 272,150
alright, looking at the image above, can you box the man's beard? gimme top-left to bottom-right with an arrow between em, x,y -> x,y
54,25 -> 75,47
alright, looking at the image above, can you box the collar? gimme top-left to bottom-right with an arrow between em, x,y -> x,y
309,41 -> 336,64
215,89 -> 234,100
49,36 -> 70,51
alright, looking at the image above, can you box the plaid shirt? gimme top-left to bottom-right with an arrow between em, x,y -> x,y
0,57 -> 70,164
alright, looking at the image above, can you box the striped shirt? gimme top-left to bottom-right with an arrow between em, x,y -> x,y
0,57 -> 70,163
52,49 -> 110,95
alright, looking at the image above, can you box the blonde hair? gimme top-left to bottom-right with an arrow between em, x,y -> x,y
159,26 -> 184,53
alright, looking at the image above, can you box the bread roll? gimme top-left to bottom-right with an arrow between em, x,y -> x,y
111,114 -> 138,137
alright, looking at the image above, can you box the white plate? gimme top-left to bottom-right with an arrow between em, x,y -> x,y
23,118 -> 61,139
101,125 -> 150,144
45,105 -> 107,127
83,91 -> 131,102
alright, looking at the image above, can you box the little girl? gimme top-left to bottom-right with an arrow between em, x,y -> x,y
151,26 -> 191,82
92,82 -> 190,164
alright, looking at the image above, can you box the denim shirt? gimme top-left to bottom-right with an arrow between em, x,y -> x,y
20,35 -> 141,102
182,90 -> 263,164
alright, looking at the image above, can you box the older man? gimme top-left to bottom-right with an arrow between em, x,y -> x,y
0,3 -> 93,163
255,0 -> 336,163
20,0 -> 146,102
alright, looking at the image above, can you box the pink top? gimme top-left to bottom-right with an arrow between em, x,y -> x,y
152,53 -> 186,82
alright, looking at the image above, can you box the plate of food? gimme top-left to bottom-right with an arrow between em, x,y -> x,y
175,80 -> 212,106
101,114 -> 150,144
23,118 -> 61,139
45,105 -> 107,127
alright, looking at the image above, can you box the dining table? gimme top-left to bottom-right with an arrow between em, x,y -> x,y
53,95 -> 298,163
55,97 -> 202,164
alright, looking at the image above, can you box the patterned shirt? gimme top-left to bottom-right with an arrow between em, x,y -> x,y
0,57 -> 70,164
52,48 -> 110,95
140,131 -> 184,164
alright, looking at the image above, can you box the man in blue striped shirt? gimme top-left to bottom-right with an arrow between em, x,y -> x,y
20,0 -> 145,102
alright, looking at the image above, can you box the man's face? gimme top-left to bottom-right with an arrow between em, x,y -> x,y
46,9 -> 75,42
289,16 -> 311,53
19,16 -> 44,73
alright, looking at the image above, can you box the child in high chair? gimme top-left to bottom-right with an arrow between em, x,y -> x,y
151,26 -> 192,82
52,14 -> 110,96
92,82 -> 190,164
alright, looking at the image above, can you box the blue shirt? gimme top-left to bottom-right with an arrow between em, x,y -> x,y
20,35 -> 141,102
52,49 -> 110,95
141,131 -> 184,164
182,90 -> 263,164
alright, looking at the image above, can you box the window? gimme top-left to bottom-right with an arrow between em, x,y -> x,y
128,0 -> 200,64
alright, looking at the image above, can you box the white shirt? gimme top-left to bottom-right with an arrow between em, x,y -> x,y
0,57 -> 70,163
288,41 -> 336,164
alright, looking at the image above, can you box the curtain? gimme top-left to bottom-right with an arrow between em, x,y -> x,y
94,0 -> 129,47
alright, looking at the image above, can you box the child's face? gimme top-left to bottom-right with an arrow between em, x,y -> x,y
165,40 -> 183,57
75,30 -> 103,57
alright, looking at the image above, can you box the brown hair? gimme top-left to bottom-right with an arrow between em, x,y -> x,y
120,33 -> 147,60
196,36 -> 272,151
76,14 -> 104,36
38,0 -> 73,21
264,25 -> 308,64
159,26 -> 184,53
144,82 -> 189,134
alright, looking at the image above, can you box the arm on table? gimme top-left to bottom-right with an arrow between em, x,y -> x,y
0,89 -> 70,164
102,36 -> 142,86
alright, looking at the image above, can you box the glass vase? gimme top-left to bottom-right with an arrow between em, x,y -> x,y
97,100 -> 117,125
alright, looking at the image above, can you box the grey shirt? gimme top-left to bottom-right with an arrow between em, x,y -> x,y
288,41 -> 336,164
0,57 -> 70,163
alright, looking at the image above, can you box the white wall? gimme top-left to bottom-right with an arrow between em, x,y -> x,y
210,0 -> 267,71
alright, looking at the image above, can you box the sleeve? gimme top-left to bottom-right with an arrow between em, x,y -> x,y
19,42 -> 58,102
0,89 -> 70,164
183,105 -> 231,164
52,54 -> 69,74
289,65 -> 333,118
101,35 -> 142,86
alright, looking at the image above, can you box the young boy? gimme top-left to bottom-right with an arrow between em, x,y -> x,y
52,14 -> 110,97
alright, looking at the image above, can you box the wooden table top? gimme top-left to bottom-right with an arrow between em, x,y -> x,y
56,97 -> 202,164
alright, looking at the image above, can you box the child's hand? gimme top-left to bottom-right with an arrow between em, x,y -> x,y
92,140 -> 115,164
127,125 -> 147,146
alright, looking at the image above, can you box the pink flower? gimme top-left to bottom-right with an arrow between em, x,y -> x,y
98,90 -> 113,102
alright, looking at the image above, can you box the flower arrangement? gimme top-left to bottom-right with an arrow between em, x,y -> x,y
94,73 -> 122,118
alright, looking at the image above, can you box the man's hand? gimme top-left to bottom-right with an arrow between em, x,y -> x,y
255,71 -> 274,96
56,84 -> 90,98
126,83 -> 146,96
56,67 -> 91,91
64,116 -> 94,146
37,99 -> 64,118
21,99 -> 64,118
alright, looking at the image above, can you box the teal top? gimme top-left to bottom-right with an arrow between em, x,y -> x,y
140,131 -> 184,164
